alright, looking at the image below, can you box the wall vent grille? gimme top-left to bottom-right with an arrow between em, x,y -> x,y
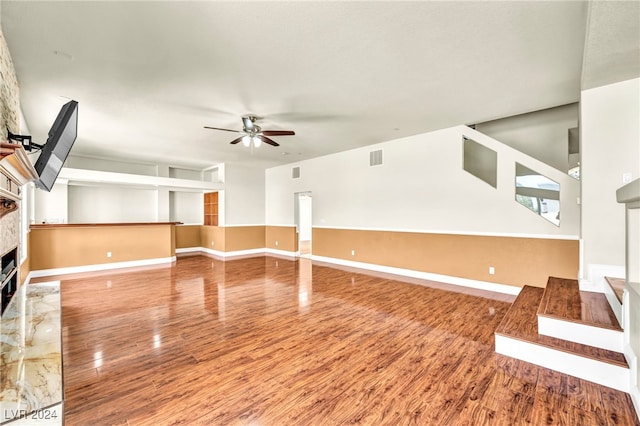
369,150 -> 383,166
292,166 -> 301,179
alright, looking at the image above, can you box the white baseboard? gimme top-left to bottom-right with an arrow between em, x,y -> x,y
631,386 -> 640,425
27,256 -> 176,280
310,255 -> 521,295
176,247 -> 298,260
495,334 -> 629,392
624,344 -> 640,419
538,315 -> 624,352
264,248 -> 298,259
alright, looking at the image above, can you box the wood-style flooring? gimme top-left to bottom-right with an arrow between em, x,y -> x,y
51,255 -> 638,425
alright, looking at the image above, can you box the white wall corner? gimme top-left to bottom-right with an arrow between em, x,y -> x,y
582,264 -> 626,291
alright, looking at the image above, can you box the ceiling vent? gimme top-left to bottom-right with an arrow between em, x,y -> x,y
292,166 -> 301,179
369,149 -> 383,166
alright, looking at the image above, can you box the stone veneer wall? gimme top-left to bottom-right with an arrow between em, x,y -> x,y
0,24 -> 22,255
0,25 -> 19,136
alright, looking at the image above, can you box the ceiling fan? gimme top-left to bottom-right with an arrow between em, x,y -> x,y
204,115 -> 295,147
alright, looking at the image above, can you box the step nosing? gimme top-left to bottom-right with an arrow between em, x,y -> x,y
495,333 -> 629,369
536,312 -> 623,331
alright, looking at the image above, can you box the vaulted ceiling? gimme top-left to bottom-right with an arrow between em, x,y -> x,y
2,1 -> 638,170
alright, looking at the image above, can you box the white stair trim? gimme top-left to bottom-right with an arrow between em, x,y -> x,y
538,315 -> 624,352
495,334 -> 629,392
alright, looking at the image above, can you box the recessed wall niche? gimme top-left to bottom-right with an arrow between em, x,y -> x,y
463,137 -> 497,188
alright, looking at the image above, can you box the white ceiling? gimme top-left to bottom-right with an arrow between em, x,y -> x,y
0,1 -> 634,170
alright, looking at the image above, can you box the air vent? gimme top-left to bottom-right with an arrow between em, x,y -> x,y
369,149 -> 383,166
292,166 -> 301,179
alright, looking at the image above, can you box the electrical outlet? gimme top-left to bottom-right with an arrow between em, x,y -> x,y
211,241 -> 215,246
489,266 -> 495,275
351,249 -> 355,256
275,240 -> 279,246
107,251 -> 112,258
623,172 -> 632,184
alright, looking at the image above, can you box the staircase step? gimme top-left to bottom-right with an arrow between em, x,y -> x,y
538,276 -> 621,330
536,277 -> 623,351
495,286 -> 629,392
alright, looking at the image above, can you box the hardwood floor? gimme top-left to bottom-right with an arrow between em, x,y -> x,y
54,255 -> 638,425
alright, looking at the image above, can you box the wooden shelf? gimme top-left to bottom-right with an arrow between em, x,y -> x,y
204,192 -> 219,226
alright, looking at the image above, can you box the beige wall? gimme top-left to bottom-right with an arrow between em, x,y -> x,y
29,223 -> 578,290
176,225 -> 201,248
29,225 -> 175,270
313,228 -> 579,288
225,226 -> 265,252
179,225 -> 269,253
200,226 -> 226,252
265,226 -> 297,252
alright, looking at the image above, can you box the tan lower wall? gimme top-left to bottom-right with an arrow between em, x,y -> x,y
224,226 -> 266,252
313,228 -> 579,288
265,226 -> 298,252
176,225 -> 202,249
29,225 -> 174,271
200,226 -> 226,252
28,223 -> 575,288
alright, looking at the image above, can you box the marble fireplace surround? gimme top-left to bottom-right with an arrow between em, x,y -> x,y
0,281 -> 63,425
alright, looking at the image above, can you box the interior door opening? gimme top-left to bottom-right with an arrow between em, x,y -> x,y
295,192 -> 312,257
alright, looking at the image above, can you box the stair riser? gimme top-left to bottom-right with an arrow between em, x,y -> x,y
538,316 -> 624,352
495,334 -> 630,392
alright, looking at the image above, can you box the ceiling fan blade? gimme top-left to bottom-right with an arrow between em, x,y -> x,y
204,126 -> 240,133
229,136 -> 245,145
257,135 -> 279,147
261,130 -> 295,136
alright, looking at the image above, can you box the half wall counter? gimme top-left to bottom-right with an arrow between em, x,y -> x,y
28,222 -> 180,275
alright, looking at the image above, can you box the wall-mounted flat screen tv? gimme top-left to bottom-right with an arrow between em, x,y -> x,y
34,100 -> 78,191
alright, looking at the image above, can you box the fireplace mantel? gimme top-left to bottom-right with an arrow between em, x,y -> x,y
0,142 -> 38,218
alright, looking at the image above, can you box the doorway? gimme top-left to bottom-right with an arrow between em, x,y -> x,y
295,192 -> 312,257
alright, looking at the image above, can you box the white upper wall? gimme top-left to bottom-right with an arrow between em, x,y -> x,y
475,103 -> 578,173
223,163 -> 265,226
266,125 -> 579,237
581,78 -> 640,272
68,185 -> 158,223
170,191 -> 203,225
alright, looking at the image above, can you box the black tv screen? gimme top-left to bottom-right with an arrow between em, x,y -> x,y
34,100 -> 78,191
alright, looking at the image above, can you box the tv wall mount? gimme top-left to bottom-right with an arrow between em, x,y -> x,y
7,129 -> 44,152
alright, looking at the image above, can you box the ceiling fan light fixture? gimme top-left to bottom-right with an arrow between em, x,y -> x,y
205,116 -> 294,148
